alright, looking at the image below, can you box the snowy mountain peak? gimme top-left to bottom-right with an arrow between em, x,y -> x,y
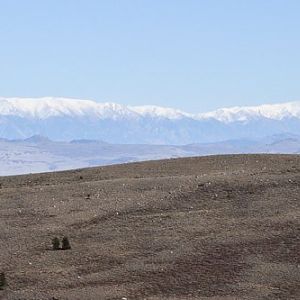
1,97 -> 300,122
129,105 -> 191,119
0,97 -> 192,120
197,101 -> 300,123
0,97 -> 137,120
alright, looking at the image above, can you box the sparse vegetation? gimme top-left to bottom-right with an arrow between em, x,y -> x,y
0,272 -> 6,290
52,237 -> 60,250
61,236 -> 71,250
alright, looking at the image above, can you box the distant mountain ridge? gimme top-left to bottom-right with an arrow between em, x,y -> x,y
1,97 -> 300,144
1,133 -> 300,176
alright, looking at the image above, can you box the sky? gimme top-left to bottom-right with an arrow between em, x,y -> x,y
0,0 -> 300,113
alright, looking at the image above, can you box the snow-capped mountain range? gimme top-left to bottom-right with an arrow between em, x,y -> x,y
1,97 -> 300,144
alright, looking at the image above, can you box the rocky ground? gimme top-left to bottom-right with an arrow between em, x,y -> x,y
0,154 -> 299,299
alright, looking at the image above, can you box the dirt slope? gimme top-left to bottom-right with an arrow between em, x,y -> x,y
0,154 -> 299,299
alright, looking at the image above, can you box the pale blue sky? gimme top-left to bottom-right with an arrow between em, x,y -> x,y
0,0 -> 300,112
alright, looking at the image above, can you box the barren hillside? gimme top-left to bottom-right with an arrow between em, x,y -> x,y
0,154 -> 299,299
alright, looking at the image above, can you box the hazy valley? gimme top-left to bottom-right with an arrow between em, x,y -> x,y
1,133 -> 300,175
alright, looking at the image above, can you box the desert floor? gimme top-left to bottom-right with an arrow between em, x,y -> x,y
0,154 -> 299,299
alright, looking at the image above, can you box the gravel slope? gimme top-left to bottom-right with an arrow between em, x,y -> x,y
0,154 -> 299,299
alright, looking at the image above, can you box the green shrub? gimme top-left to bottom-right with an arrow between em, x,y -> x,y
52,237 -> 60,250
61,236 -> 71,250
0,272 -> 6,290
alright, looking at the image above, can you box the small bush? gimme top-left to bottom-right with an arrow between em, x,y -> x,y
52,237 -> 60,250
0,272 -> 6,290
61,236 -> 71,250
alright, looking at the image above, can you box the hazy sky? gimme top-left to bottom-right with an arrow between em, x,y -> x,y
1,0 -> 300,112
